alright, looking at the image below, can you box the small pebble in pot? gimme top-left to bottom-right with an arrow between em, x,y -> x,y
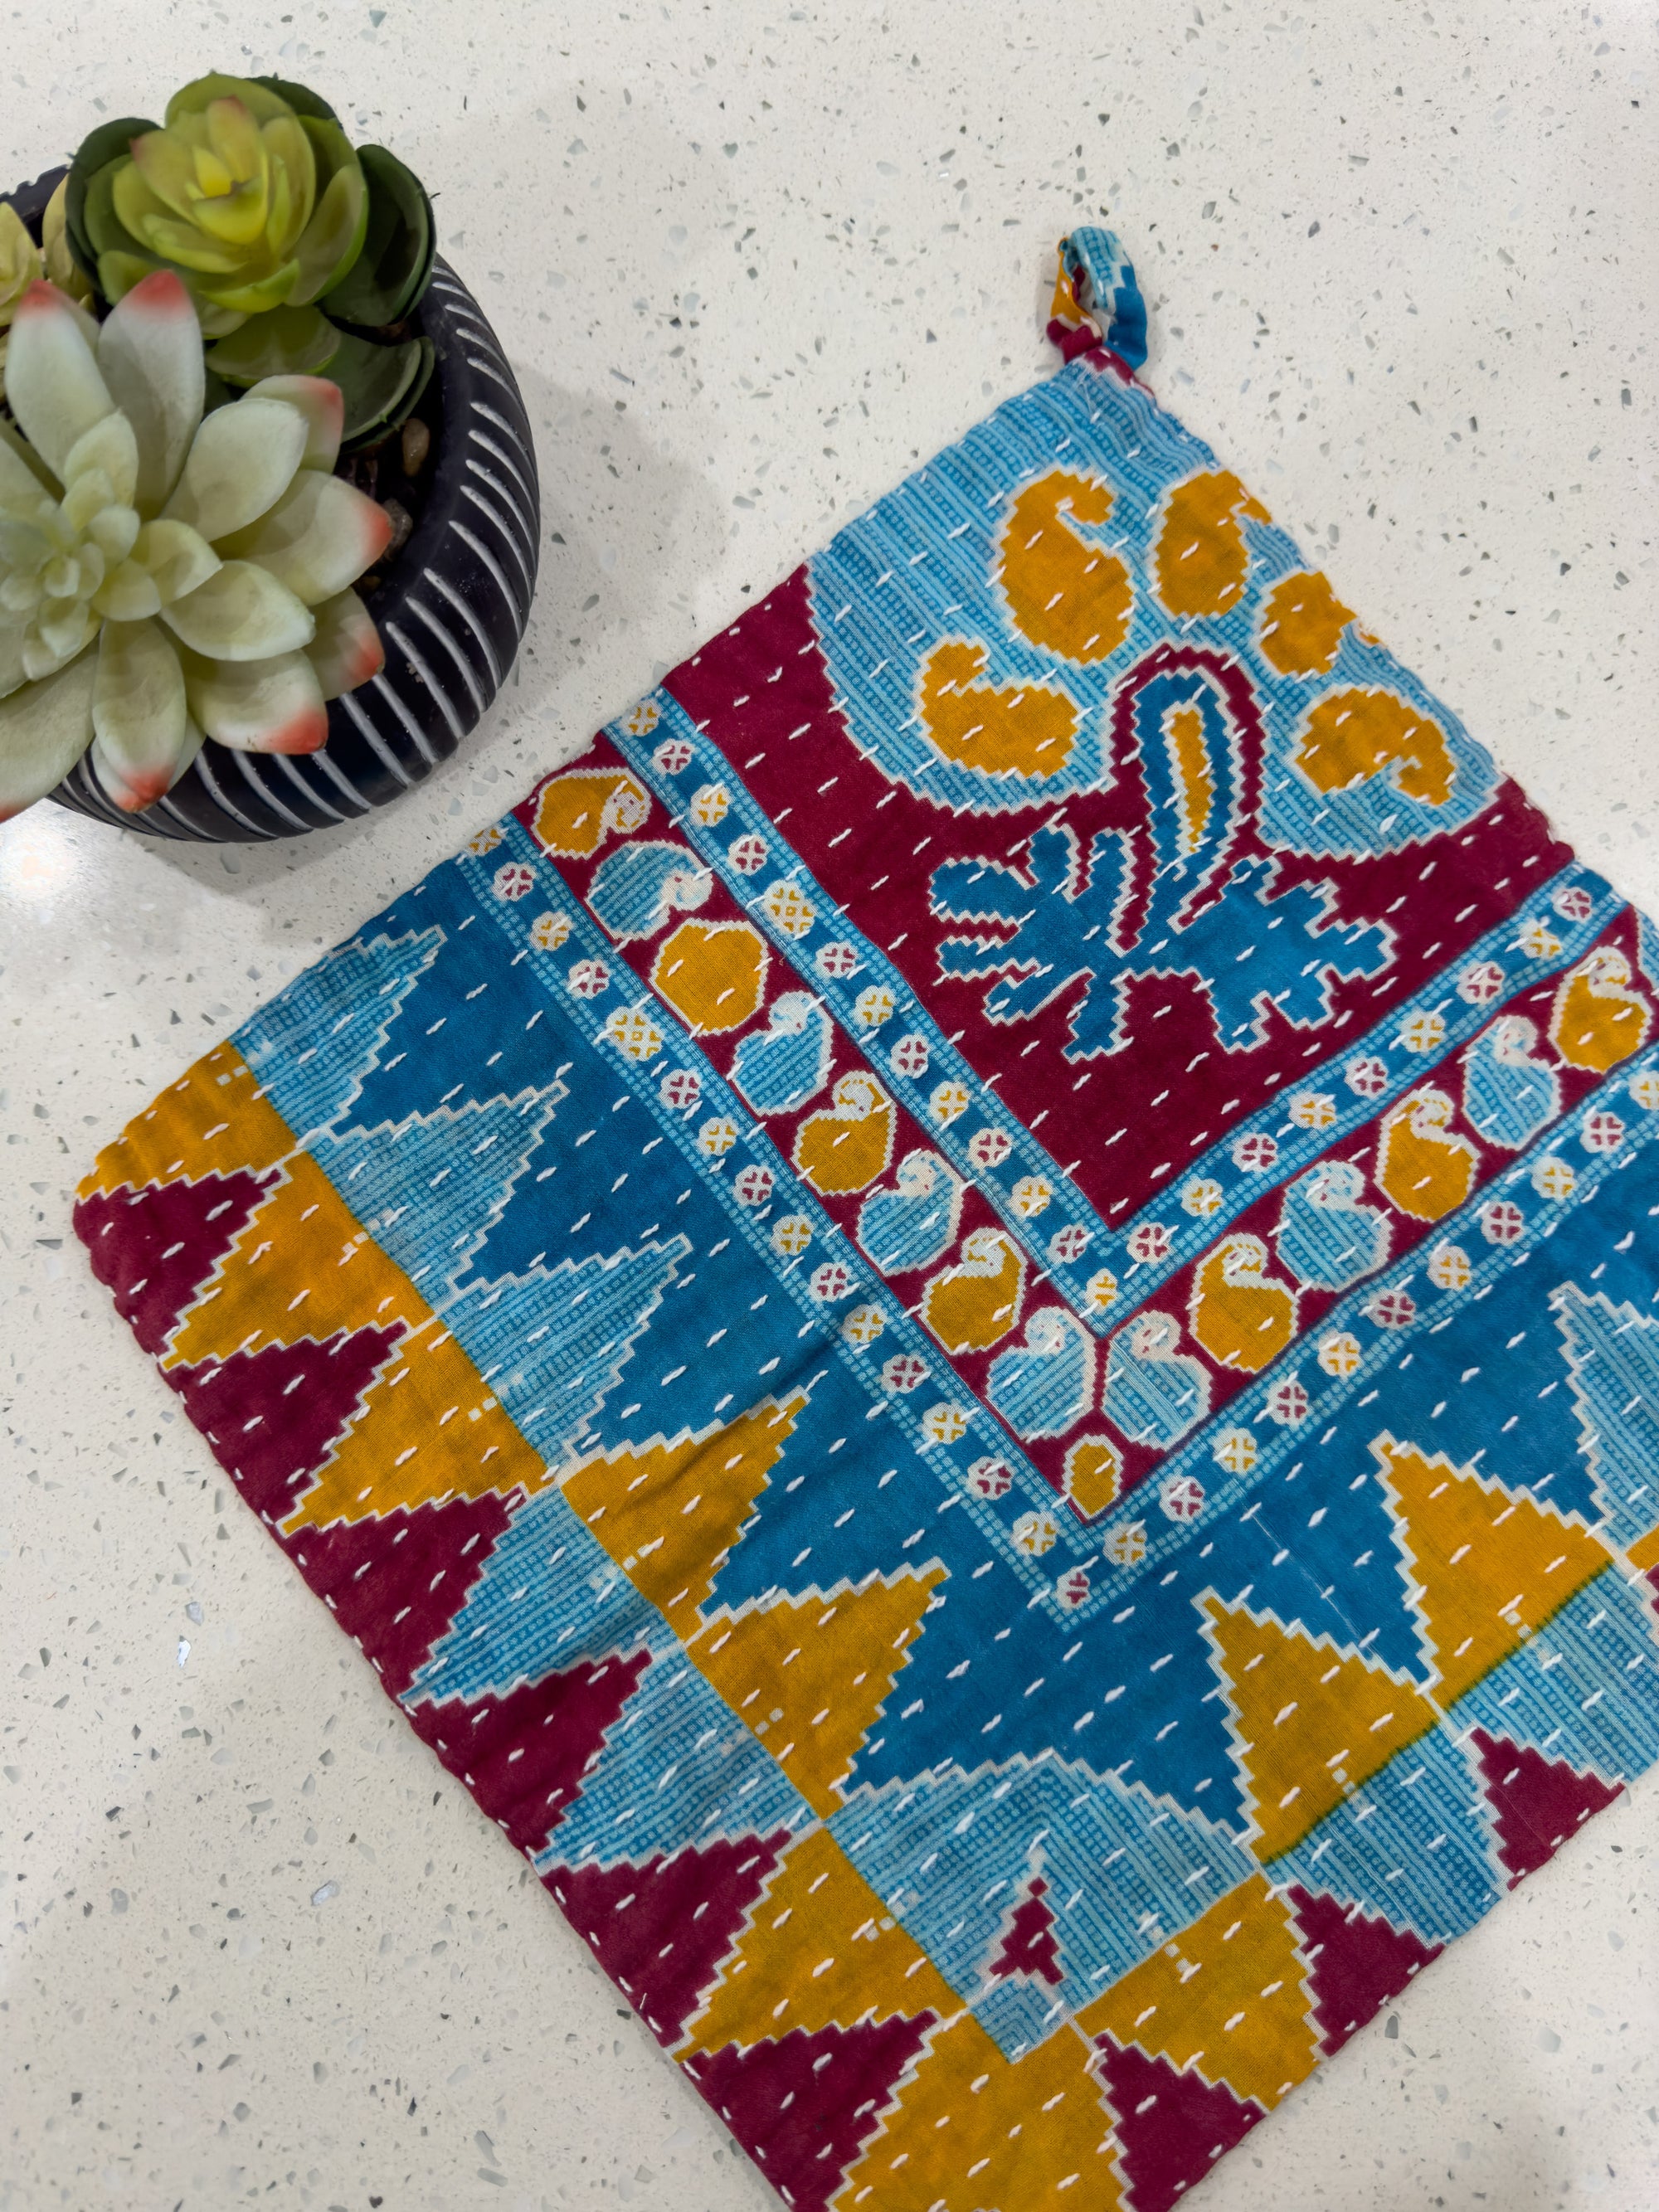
380,498 -> 415,557
401,416 -> 432,475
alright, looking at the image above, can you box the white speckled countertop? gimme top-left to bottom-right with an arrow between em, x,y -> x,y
3,5 -> 1658,2208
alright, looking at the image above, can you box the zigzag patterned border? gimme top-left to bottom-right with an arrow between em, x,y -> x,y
71,979 -> 1659,2212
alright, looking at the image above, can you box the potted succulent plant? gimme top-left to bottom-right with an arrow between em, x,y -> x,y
0,74 -> 538,842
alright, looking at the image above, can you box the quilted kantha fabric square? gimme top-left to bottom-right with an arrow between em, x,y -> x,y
77,231 -> 1659,2211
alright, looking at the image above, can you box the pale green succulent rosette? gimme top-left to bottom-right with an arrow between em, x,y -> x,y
68,73 -> 436,448
0,272 -> 389,820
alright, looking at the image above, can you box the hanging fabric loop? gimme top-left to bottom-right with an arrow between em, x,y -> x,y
1048,226 -> 1148,371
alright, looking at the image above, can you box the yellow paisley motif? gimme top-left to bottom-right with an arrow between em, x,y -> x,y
1188,1233 -> 1298,1373
1374,1088 -> 1477,1222
917,639 -> 1078,778
1550,946 -> 1652,1074
1293,687 -> 1455,807
921,1228 -> 1027,1354
532,766 -> 647,856
650,919 -> 769,1034
995,470 -> 1133,664
792,1072 -> 896,1196
1152,469 -> 1270,619
1259,569 -> 1360,677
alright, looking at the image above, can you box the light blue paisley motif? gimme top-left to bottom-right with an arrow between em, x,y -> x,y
1101,1311 -> 1210,1449
586,839 -> 712,941
987,1310 -> 1095,1438
1276,1159 -> 1390,1293
1462,1016 -> 1560,1150
857,1151 -> 964,1276
728,991 -> 834,1115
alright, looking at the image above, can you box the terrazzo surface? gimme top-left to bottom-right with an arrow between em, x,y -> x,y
3,2 -> 1659,2207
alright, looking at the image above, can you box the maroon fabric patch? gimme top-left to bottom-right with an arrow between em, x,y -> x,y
409,1649 -> 654,1856
989,1874 -> 1065,1987
1470,1726 -> 1624,1886
74,1167 -> 274,1356
683,2014 -> 933,2212
170,1326 -> 400,1524
1094,2038 -> 1262,2212
545,1830 -> 793,2049
1289,1884 -> 1443,2056
284,1490 -> 513,1697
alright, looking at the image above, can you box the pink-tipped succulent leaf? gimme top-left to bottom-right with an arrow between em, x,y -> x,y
90,615 -> 193,810
305,587 -> 384,700
217,472 -> 392,605
161,396 -> 310,542
95,270 -> 206,516
246,375 -> 344,472
6,282 -> 117,480
0,651 -> 100,820
181,644 -> 328,754
160,559 -> 315,662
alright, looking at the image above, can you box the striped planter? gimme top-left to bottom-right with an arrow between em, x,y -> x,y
3,167 -> 540,843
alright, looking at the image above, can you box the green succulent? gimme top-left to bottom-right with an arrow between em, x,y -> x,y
0,271 -> 391,820
65,73 -> 436,449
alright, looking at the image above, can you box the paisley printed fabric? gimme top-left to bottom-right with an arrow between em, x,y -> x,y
75,231 -> 1659,2212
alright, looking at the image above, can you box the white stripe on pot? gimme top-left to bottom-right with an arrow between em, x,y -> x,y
447,520 -> 525,627
458,483 -> 535,599
193,747 -> 280,839
421,569 -> 503,688
364,671 -> 443,767
236,750 -> 314,834
468,425 -> 538,510
338,688 -> 419,786
408,597 -> 489,717
271,753 -> 350,824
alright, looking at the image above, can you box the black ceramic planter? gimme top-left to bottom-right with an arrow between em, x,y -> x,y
2,166 -> 539,843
